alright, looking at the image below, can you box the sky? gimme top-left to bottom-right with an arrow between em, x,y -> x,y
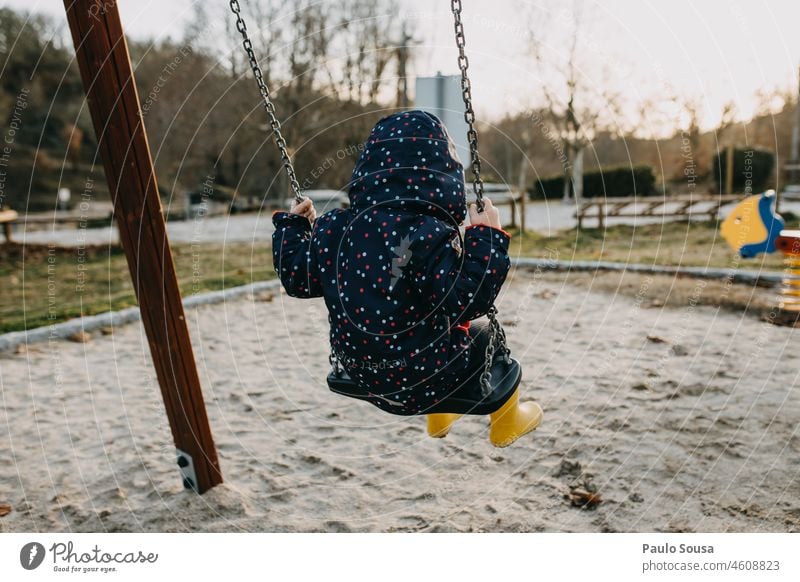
5,0 -> 800,134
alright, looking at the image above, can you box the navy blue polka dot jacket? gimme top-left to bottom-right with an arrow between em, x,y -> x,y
272,110 -> 511,415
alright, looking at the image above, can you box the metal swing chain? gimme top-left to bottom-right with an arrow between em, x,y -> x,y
451,0 -> 511,396
229,0 -> 304,204
451,0 -> 485,213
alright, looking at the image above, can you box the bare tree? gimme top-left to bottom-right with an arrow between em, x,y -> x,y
716,100 -> 737,145
335,1 -> 400,105
523,0 -> 622,202
251,0 -> 285,88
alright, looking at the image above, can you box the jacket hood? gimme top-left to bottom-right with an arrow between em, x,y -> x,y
347,110 -> 467,225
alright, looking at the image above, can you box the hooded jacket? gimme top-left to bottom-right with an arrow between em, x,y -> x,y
272,110 -> 511,415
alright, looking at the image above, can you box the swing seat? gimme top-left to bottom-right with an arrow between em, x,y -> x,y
326,355 -> 522,416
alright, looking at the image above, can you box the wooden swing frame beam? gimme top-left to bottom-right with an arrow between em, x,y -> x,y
64,0 -> 222,493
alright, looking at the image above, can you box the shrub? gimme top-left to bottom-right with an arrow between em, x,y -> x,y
713,147 -> 774,193
529,164 -> 657,200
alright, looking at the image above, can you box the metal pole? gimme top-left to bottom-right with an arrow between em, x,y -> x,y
725,144 -> 735,195
790,66 -> 800,172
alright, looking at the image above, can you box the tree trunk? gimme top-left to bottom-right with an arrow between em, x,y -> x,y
562,142 -> 573,203
572,146 -> 584,202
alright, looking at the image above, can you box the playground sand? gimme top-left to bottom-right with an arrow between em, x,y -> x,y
1,269 -> 799,533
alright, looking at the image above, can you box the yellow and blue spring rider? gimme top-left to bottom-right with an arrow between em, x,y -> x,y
721,190 -> 800,312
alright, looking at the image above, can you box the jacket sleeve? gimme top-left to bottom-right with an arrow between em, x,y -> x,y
407,221 -> 511,324
272,211 -> 323,298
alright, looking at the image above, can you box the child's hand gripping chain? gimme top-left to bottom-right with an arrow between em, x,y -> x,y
468,199 -> 501,229
290,197 -> 317,223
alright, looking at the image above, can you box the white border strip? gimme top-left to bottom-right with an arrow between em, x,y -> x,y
0,280 -> 282,353
512,257 -> 789,286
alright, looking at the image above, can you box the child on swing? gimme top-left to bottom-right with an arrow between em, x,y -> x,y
272,110 -> 542,447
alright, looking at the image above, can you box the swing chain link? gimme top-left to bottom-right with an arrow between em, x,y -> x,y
480,308 -> 498,396
229,0 -> 304,203
451,0 -> 485,212
452,0 -> 511,395
329,351 -> 344,376
479,306 -> 511,396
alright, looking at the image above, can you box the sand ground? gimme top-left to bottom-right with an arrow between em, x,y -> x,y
1,270 -> 799,532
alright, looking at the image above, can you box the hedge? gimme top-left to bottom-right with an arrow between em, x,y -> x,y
529,164 -> 657,200
713,147 -> 774,193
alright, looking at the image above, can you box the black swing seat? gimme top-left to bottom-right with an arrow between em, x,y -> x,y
326,355 -> 522,416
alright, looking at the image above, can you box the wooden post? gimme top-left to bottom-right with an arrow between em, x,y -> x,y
510,196 -> 517,229
725,144 -> 735,195
64,0 -> 222,493
519,189 -> 526,233
0,208 -> 15,242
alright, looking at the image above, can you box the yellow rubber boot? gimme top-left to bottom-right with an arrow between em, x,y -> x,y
427,413 -> 462,438
489,388 -> 543,447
